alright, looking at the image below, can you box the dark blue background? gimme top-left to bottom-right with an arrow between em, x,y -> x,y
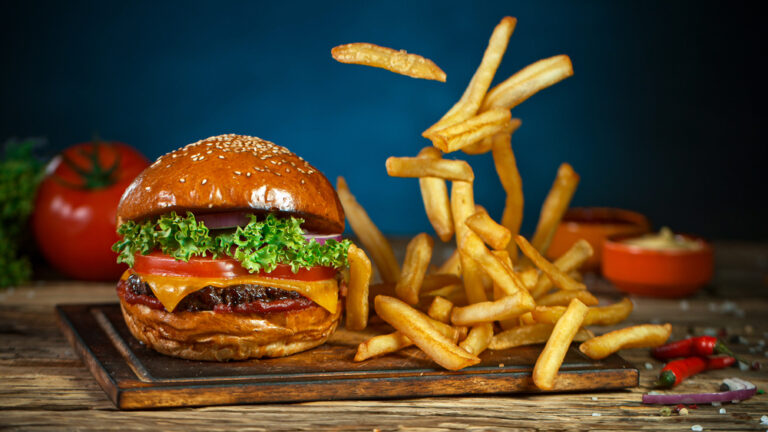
3,1 -> 765,239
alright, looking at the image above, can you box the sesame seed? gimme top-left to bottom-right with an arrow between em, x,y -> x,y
179,178 -> 186,183
201,179 -> 207,185
145,186 -> 151,191
234,171 -> 241,175
218,155 -> 225,159
246,172 -> 251,177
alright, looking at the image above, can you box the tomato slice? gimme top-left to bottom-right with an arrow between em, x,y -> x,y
133,252 -> 337,281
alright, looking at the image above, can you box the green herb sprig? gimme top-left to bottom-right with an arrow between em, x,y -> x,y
113,212 -> 351,273
0,138 -> 44,288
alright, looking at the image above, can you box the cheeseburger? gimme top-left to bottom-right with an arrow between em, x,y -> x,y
112,134 -> 350,361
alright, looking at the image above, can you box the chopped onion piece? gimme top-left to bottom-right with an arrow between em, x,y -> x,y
642,378 -> 756,405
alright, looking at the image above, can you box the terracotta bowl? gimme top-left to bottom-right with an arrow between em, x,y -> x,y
602,234 -> 713,298
546,207 -> 651,271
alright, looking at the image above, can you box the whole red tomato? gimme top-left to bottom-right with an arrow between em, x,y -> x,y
32,140 -> 150,280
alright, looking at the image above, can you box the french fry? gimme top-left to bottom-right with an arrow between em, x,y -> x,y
491,249 -> 514,271
459,323 -> 494,356
354,317 -> 462,362
460,138 -> 493,155
395,233 -> 434,305
422,283 -> 466,306
374,295 -> 480,370
578,324 -> 672,360
451,181 -> 487,304
530,163 -> 580,255
346,244 -> 372,330
386,156 -> 474,182
481,55 -> 574,111
518,312 -> 536,326
489,323 -> 592,350
490,248 -> 519,328
516,235 -> 586,291
461,230 -> 529,297
536,289 -> 599,307
436,249 -> 461,276
336,177 -> 400,284
427,296 -> 454,323
532,298 -> 634,326
421,273 -> 462,292
530,239 -> 593,299
450,290 -> 535,326
518,267 -> 540,291
354,331 -> 411,362
466,206 -> 512,251
490,122 -> 524,259
374,275 -> 462,303
533,299 -> 588,390
417,147 -> 454,242
331,43 -> 446,82
423,17 -> 517,136
426,108 -> 511,153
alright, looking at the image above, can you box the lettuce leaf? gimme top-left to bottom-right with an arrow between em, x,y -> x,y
113,212 -> 351,273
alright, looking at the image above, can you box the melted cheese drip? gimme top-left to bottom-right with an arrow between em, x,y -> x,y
124,271 -> 338,314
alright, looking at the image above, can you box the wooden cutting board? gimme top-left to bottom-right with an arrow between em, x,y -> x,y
56,303 -> 638,409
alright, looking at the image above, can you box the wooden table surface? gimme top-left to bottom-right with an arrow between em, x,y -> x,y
2,241 -> 767,431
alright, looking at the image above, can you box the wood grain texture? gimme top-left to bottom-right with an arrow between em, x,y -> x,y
1,240 -> 767,431
56,303 -> 636,409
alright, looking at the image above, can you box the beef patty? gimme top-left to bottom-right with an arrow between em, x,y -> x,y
118,273 -> 316,314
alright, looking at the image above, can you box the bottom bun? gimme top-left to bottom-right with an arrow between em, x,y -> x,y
119,298 -> 341,361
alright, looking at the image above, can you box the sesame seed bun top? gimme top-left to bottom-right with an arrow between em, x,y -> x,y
116,134 -> 345,233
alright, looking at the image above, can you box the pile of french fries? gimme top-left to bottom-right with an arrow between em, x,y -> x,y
335,17 -> 671,391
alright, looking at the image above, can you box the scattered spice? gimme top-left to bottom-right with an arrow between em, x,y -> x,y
659,406 -> 672,416
719,408 -> 726,414
679,407 -> 689,415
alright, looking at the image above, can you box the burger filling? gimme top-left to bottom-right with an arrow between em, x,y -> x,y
112,212 -> 351,274
118,273 -> 316,314
112,212 -> 350,314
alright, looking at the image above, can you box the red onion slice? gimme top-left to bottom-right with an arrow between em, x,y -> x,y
642,378 -> 756,405
303,233 -> 343,245
195,212 -> 343,244
196,212 -> 251,229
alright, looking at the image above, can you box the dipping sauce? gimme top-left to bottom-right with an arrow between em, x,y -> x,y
547,207 -> 651,271
622,227 -> 704,251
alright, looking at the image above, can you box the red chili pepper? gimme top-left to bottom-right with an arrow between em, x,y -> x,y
655,356 -> 736,388
652,336 -> 739,360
